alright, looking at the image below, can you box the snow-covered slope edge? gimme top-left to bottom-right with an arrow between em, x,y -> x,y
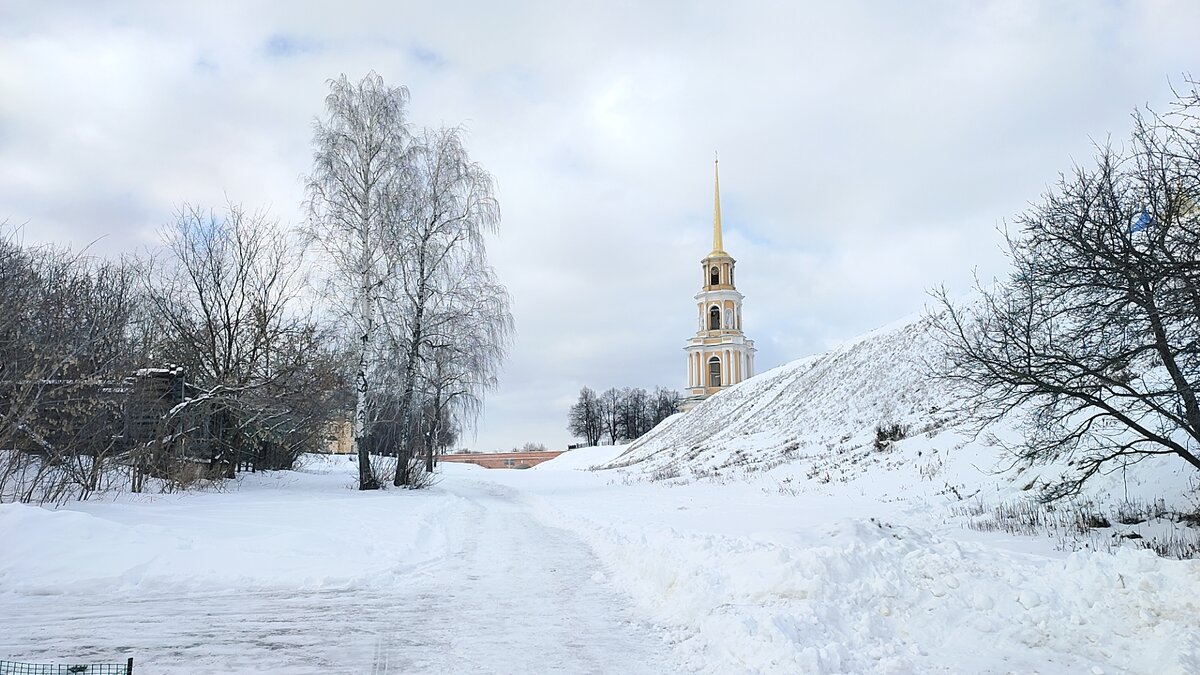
601,312 -> 1197,516
603,313 -> 974,483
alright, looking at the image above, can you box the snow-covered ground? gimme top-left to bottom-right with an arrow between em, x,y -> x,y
0,456 -> 673,674
3,453 -> 1198,674
518,449 -> 1200,674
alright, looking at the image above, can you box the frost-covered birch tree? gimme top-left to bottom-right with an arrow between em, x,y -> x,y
378,126 -> 509,486
412,261 -> 512,472
305,73 -> 413,489
307,75 -> 509,489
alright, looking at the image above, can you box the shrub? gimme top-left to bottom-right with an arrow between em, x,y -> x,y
873,422 -> 908,451
649,463 -> 681,481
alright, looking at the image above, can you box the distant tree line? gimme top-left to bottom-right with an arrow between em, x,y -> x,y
0,72 -> 511,502
567,386 -> 680,447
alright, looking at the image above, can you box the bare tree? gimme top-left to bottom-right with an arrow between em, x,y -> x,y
305,72 -> 414,489
598,388 -> 623,445
619,387 -> 651,439
650,386 -> 682,426
568,385 -> 678,447
144,203 -> 343,479
567,386 -> 604,447
933,84 -> 1200,499
148,204 -> 304,386
0,229 -> 145,503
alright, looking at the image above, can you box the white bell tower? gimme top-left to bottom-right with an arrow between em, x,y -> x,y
683,156 -> 756,409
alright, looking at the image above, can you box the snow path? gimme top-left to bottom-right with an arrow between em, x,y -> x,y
375,478 -> 672,675
0,470 -> 674,674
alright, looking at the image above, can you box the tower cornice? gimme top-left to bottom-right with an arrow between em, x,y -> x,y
694,289 -> 744,302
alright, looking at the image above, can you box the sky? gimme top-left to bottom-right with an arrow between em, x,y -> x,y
3,1 -> 1200,452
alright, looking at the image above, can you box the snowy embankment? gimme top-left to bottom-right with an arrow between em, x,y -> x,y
502,453 -> 1200,674
603,312 -> 1198,539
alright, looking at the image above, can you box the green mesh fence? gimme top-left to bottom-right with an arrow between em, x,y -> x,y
0,659 -> 133,675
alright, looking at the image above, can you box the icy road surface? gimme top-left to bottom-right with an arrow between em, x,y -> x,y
0,462 -> 673,674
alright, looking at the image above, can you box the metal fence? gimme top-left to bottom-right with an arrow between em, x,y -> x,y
0,659 -> 133,675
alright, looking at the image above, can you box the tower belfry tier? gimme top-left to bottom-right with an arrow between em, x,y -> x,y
683,157 -> 756,409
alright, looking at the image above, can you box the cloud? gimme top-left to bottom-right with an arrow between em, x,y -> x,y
262,33 -> 323,59
3,1 -> 1200,451
410,45 -> 447,69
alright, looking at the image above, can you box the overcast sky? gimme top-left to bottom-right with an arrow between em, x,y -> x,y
3,1 -> 1199,452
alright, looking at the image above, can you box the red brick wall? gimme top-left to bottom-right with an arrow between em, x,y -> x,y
436,451 -> 565,469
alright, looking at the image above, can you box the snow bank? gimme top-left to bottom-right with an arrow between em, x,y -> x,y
532,444 -> 630,470
1,460 -> 678,674
518,482 -> 1200,674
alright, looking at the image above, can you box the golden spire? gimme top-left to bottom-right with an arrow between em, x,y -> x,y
712,153 -> 726,256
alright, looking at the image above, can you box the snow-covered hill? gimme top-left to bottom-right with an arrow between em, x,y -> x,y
600,311 -> 1198,550
604,312 -> 961,483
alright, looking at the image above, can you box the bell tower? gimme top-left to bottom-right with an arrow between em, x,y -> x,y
683,156 -> 756,409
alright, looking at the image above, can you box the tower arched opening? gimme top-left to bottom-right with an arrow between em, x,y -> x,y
709,305 -> 721,330
708,356 -> 721,388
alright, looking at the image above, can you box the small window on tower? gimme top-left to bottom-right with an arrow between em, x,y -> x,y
708,356 -> 721,388
710,266 -> 720,286
709,306 -> 720,330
